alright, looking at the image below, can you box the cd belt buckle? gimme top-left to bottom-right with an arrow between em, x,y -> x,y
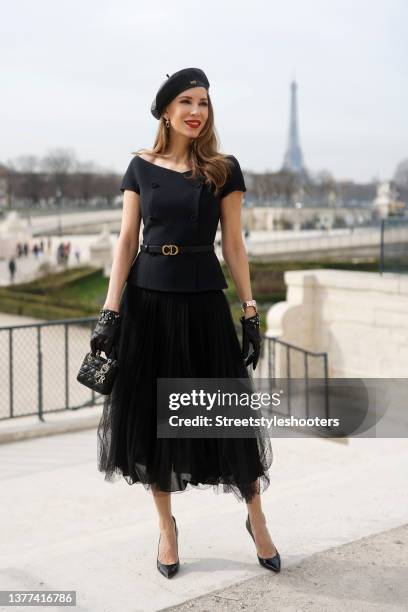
161,244 -> 179,255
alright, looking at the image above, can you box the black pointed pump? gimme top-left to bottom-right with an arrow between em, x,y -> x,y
157,515 -> 180,579
245,514 -> 281,572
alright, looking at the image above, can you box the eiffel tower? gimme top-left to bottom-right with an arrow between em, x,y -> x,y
281,79 -> 308,179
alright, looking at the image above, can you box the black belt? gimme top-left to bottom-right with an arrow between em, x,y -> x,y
140,244 -> 214,256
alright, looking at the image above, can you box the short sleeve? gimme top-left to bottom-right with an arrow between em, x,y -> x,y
119,157 -> 140,194
220,155 -> 247,199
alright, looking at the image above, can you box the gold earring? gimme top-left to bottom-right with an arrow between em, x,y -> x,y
165,118 -> 170,128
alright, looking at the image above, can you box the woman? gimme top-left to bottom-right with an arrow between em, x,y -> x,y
92,67 -> 280,578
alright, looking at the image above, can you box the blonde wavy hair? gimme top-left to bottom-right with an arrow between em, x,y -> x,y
132,94 -> 234,197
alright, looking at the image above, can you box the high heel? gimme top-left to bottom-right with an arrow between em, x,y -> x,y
157,515 -> 180,579
245,514 -> 281,572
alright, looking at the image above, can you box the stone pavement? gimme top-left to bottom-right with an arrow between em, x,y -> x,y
1,427 -> 407,611
0,252 -> 83,286
163,524 -> 408,611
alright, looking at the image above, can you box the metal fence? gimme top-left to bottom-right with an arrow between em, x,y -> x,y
260,336 -> 330,421
0,318 -> 329,424
0,317 -> 102,421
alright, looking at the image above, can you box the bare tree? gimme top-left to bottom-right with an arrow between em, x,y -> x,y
73,160 -> 99,206
393,159 -> 408,188
314,169 -> 335,185
41,148 -> 77,201
10,155 -> 42,205
12,155 -> 40,173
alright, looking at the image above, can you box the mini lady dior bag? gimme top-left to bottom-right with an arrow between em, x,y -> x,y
76,345 -> 119,395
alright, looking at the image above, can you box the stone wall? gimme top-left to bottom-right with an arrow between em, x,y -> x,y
266,269 -> 408,377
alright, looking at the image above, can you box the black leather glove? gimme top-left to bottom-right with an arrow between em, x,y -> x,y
240,311 -> 261,371
90,308 -> 121,356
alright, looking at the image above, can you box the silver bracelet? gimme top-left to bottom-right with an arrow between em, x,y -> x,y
241,299 -> 257,313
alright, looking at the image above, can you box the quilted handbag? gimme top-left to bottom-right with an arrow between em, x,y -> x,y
76,345 -> 119,395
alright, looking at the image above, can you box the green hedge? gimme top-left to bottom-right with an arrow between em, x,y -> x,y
0,266 -> 105,320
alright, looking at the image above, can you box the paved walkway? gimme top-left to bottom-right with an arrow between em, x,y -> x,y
0,252 -> 84,286
164,524 -> 408,611
1,429 -> 407,611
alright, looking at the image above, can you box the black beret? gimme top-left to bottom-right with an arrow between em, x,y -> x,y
150,67 -> 210,119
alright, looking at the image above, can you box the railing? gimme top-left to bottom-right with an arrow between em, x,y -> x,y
260,336 -> 330,422
1,319 -> 330,425
245,221 -> 408,262
0,317 -> 102,421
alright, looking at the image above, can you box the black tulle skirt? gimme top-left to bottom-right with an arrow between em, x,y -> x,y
97,283 -> 273,503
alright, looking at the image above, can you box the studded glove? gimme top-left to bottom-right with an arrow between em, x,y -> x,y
90,308 -> 121,356
240,311 -> 261,371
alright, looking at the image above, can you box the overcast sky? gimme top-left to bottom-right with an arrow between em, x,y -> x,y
1,0 -> 407,182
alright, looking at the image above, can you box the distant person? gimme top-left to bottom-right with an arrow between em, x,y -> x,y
8,257 -> 16,283
33,244 -> 39,258
56,242 -> 64,265
63,242 -> 70,264
23,243 -> 28,256
74,247 -> 81,264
